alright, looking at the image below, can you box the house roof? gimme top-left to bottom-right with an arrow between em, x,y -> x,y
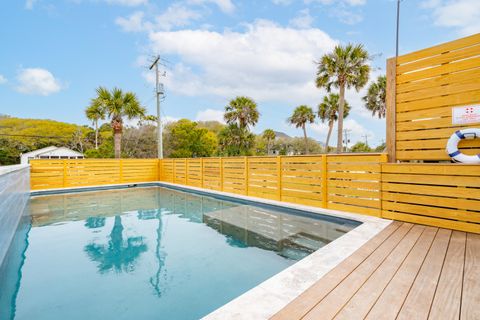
21,146 -> 83,157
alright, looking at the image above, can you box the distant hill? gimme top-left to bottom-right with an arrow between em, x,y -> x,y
273,131 -> 291,139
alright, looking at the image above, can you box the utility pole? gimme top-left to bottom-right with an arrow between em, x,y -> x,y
343,129 -> 351,152
396,0 -> 403,57
149,55 -> 163,159
362,134 -> 369,146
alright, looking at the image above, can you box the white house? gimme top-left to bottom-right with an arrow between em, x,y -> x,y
21,146 -> 84,164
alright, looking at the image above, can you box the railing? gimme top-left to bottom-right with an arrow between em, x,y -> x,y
30,155 -> 480,233
30,159 -> 159,190
160,154 -> 387,217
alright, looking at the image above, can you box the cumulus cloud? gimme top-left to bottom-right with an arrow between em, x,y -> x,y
16,68 -> 62,96
195,108 -> 226,123
289,9 -> 314,29
0,75 -> 7,84
187,0 -> 235,13
116,4 -> 201,32
421,0 -> 480,35
147,20 -> 338,104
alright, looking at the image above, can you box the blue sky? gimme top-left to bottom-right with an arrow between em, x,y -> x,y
0,0 -> 478,147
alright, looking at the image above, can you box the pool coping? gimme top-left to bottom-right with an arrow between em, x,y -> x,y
30,181 -> 392,319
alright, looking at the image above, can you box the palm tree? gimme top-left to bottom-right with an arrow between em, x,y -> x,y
85,103 -> 105,149
262,129 -> 276,155
316,44 -> 370,153
224,96 -> 259,129
91,87 -> 146,158
363,75 -> 386,119
287,105 -> 315,155
318,93 -> 351,153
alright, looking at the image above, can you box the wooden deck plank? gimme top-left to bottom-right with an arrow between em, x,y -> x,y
460,233 -> 480,320
364,227 -> 438,320
333,225 -> 426,320
428,231 -> 466,320
300,223 -> 414,320
397,228 -> 452,320
269,221 -> 402,320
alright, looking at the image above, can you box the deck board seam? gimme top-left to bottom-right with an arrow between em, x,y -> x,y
308,223 -> 415,320
364,226 -> 438,320
459,231 -> 467,319
277,221 -> 402,320
426,229 -> 452,319
392,228 -> 439,320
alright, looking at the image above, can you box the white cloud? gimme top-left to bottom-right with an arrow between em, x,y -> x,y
0,75 -> 7,84
25,0 -> 37,9
16,68 -> 62,96
289,9 -> 314,29
104,0 -> 147,6
115,11 -> 147,32
116,4 -> 201,32
188,0 -> 235,13
332,7 -> 363,25
195,108 -> 226,123
422,0 -> 480,35
305,0 -> 366,6
305,0 -> 365,24
147,20 -> 338,104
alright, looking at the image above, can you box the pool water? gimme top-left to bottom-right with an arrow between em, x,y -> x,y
0,186 -> 360,320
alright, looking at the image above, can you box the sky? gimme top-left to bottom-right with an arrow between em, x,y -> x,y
0,0 -> 479,147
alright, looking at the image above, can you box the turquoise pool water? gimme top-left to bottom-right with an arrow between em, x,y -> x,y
0,186 -> 360,320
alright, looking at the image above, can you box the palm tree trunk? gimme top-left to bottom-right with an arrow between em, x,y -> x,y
114,130 -> 121,159
95,120 -> 99,150
325,120 -> 333,153
337,83 -> 346,153
302,124 -> 308,155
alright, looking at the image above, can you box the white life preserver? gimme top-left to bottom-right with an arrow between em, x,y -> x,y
446,128 -> 480,164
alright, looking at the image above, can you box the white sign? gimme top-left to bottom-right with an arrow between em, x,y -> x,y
452,105 -> 480,125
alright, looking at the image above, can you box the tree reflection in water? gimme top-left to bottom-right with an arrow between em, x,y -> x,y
85,216 -> 147,273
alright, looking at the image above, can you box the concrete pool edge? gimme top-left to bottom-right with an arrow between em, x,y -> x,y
30,181 -> 392,319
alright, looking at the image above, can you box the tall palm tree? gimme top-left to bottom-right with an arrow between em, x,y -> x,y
363,75 -> 386,119
287,105 -> 315,155
316,44 -> 370,153
85,103 -> 105,149
318,93 -> 351,153
224,96 -> 259,129
92,87 -> 146,158
262,129 -> 276,155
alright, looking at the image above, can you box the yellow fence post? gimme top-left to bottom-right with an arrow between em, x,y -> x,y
201,158 -> 204,188
277,156 -> 282,201
321,155 -> 328,208
386,57 -> 396,163
158,159 -> 162,181
63,160 -> 67,188
220,157 -> 224,191
184,158 -> 187,185
245,156 -> 249,196
119,159 -> 123,183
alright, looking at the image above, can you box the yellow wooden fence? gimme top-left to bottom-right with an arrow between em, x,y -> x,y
387,33 -> 480,162
159,154 -> 386,217
30,155 -> 480,233
30,159 -> 159,190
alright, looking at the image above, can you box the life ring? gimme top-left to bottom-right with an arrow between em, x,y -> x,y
446,128 -> 480,164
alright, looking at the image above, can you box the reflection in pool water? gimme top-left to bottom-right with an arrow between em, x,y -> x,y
0,186 -> 359,320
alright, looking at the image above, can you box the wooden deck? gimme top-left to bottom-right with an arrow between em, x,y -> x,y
271,221 -> 480,320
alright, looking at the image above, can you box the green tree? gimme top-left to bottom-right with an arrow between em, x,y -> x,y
224,96 -> 259,129
262,129 -> 276,155
350,141 -> 372,153
318,93 -> 351,152
375,142 -> 386,152
89,87 -> 146,158
217,124 -> 255,156
165,119 -> 218,158
287,105 -> 315,155
363,75 -> 386,119
316,44 -> 370,153
85,103 -> 105,149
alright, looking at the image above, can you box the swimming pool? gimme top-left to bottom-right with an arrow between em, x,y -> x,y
0,185 -> 360,320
